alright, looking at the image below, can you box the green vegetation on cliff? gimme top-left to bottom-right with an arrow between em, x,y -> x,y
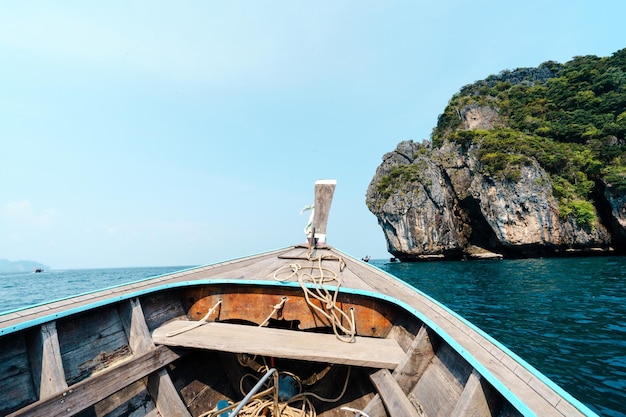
432,48 -> 626,228
375,159 -> 430,203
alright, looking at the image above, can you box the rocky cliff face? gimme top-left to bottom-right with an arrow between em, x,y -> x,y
367,51 -> 626,260
366,131 -> 623,260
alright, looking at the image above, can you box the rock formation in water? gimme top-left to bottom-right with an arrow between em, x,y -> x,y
366,50 -> 626,260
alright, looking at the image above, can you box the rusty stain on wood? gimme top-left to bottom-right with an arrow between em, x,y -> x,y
185,287 -> 397,337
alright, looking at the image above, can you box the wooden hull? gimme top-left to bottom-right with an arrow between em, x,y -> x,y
0,245 -> 598,417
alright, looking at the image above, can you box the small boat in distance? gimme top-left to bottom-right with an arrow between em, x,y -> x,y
0,180 -> 598,417
33,268 -> 44,273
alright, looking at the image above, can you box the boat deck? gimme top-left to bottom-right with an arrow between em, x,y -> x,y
0,245 -> 590,417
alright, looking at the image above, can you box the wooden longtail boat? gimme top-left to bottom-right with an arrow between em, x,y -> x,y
0,180 -> 598,417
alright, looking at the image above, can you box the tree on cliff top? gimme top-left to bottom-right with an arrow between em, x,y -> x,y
431,48 -> 626,228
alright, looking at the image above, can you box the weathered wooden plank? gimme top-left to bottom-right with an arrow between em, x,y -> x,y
393,325 -> 438,390
27,321 -> 68,399
410,343 -> 469,417
141,292 -> 187,332
92,379 -> 155,417
0,332 -> 38,416
120,298 -> 191,417
369,369 -> 420,417
312,179 -> 336,243
119,298 -> 156,355
7,345 -> 183,417
451,370 -> 502,417
144,407 -> 162,417
147,368 -> 191,417
363,324 -> 437,417
57,307 -> 131,385
153,320 -> 405,369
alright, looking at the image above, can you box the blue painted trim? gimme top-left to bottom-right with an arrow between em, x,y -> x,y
0,277 -> 598,417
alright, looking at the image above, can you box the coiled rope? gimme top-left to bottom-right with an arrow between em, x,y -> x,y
201,366 -> 353,417
273,255 -> 356,343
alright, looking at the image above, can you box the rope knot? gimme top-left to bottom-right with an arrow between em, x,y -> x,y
272,254 -> 356,343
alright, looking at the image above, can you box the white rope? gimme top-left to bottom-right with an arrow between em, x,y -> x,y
259,296 -> 288,327
288,366 -> 351,404
202,366 -> 353,417
273,263 -> 302,282
274,255 -> 356,343
165,298 -> 223,337
202,370 -> 316,417
341,407 -> 371,417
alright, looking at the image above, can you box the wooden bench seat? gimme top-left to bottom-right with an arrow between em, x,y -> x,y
152,320 -> 405,369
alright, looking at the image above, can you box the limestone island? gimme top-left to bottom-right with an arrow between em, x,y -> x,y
367,49 -> 626,261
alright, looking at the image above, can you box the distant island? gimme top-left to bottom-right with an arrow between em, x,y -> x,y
0,259 -> 49,273
367,48 -> 626,260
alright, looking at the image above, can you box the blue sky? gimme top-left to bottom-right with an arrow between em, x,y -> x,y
1,1 -> 625,269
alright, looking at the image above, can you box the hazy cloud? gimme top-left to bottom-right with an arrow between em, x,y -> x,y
3,200 -> 56,228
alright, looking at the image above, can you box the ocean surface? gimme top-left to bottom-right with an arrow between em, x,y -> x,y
1,257 -> 624,417
372,256 -> 626,417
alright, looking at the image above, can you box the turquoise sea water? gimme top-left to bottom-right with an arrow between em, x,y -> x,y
1,257 -> 624,416
373,256 -> 626,417
0,265 -> 191,313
